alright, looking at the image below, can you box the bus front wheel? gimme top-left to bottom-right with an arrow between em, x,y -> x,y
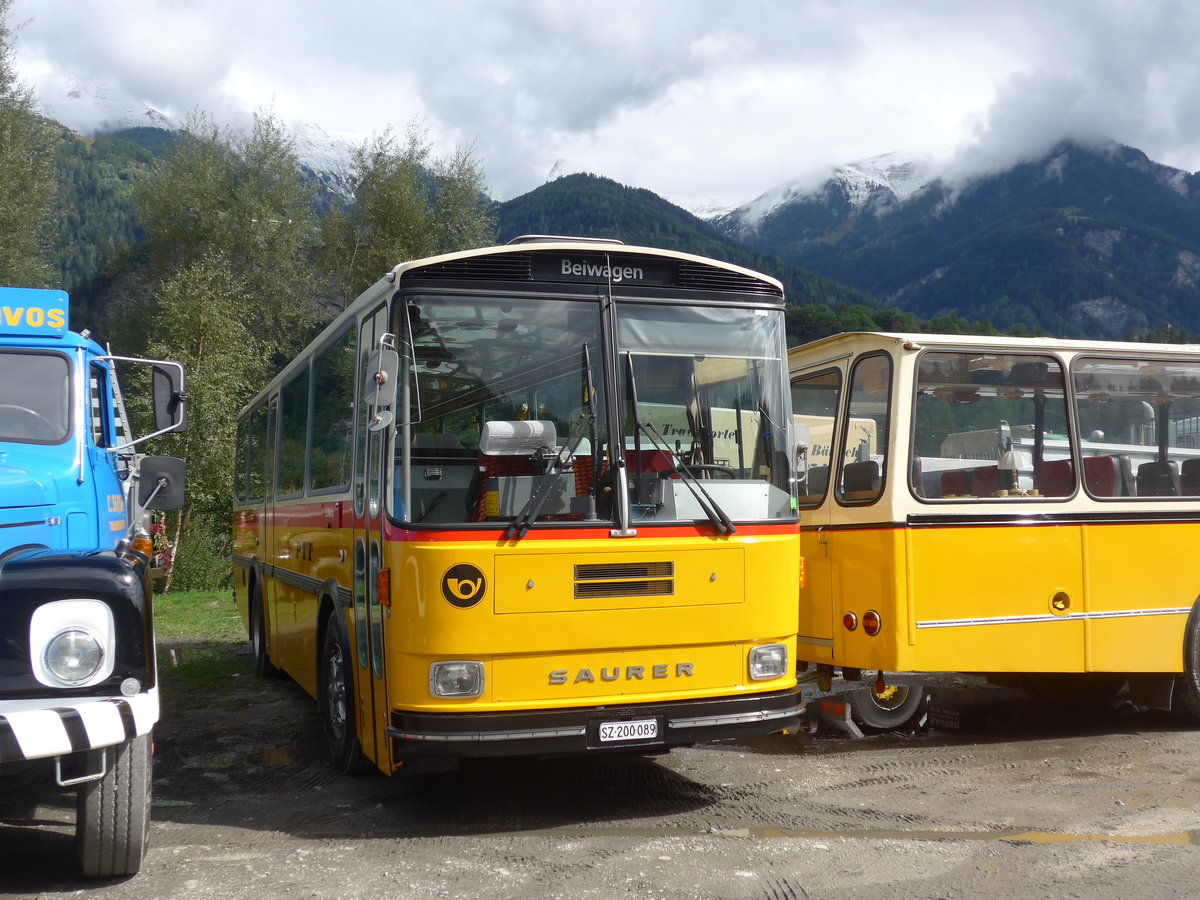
75,733 -> 152,877
319,612 -> 370,775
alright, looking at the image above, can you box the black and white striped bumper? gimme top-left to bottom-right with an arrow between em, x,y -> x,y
0,688 -> 158,763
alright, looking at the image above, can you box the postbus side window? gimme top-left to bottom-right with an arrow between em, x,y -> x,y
913,351 -> 1071,500
1074,356 -> 1200,498
234,417 -> 248,503
837,354 -> 890,504
276,364 -> 312,498
791,369 -> 842,507
309,324 -> 356,493
246,402 -> 269,502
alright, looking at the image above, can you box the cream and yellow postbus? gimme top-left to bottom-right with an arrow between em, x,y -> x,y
789,331 -> 1200,726
230,237 -> 804,776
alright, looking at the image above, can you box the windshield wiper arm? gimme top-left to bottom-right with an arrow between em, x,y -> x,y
505,345 -> 597,541
624,353 -> 735,536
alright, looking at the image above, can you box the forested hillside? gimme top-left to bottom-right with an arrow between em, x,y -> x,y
716,141 -> 1200,341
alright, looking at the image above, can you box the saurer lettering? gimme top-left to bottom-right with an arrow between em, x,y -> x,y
549,663 -> 694,685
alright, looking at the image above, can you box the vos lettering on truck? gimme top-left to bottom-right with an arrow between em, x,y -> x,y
0,287 -> 187,878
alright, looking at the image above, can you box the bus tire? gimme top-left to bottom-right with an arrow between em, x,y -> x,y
1173,603 -> 1200,721
319,611 -> 371,776
850,682 -> 927,731
75,733 -> 152,877
250,582 -> 280,678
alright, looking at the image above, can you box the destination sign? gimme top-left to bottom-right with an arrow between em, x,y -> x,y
532,253 -> 675,286
0,287 -> 69,337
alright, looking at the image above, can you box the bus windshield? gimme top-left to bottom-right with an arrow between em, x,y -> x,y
397,294 -> 793,526
0,351 -> 70,444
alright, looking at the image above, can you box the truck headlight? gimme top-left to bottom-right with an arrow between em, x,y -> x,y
44,628 -> 105,684
429,661 -> 484,698
30,599 -> 116,688
748,643 -> 788,681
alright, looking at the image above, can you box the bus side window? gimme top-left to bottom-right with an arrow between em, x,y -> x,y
836,354 -> 890,505
790,368 -> 841,507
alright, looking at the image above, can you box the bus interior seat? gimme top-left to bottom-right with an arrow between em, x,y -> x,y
1034,459 -> 1074,497
1181,458 -> 1200,495
911,457 -> 925,497
799,465 -> 829,501
1137,459 -> 1180,496
940,468 -> 972,497
840,460 -> 880,500
1082,455 -> 1121,496
971,464 -> 1002,496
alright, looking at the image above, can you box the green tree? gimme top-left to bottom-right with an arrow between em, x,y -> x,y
0,0 -> 55,285
318,122 -> 495,306
134,110 -> 321,589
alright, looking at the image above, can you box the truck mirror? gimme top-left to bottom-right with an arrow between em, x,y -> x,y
137,456 -> 186,511
152,363 -> 188,433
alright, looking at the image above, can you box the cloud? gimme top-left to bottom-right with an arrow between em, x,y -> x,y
10,0 -> 1200,207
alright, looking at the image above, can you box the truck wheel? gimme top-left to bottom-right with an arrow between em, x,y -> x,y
75,732 -> 152,877
850,681 -> 927,731
250,582 -> 280,677
319,612 -> 371,775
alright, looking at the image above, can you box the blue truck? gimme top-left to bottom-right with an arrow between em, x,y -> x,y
0,287 -> 186,877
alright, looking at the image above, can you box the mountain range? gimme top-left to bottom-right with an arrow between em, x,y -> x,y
42,84 -> 1200,343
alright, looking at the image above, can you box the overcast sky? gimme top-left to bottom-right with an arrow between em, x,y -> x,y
10,0 -> 1200,209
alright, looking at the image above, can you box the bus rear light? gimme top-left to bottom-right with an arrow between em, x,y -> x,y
430,660 -> 484,698
798,556 -> 806,590
862,610 -> 882,636
843,612 -> 858,631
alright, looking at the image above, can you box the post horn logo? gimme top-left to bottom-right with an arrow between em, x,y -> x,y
441,563 -> 486,608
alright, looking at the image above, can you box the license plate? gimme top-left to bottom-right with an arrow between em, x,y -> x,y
598,718 -> 659,743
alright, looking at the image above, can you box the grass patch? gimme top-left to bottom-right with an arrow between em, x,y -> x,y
153,589 -> 244,644
154,590 -> 252,704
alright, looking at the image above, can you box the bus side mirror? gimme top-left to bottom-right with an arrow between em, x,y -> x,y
137,456 -> 186,511
364,343 -> 400,432
152,363 -> 188,433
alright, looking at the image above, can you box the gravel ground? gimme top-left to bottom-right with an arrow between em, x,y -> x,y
3,647 -> 1199,899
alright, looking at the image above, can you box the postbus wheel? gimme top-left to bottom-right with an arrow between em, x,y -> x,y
1172,604 -> 1200,721
75,733 -> 152,877
319,611 -> 371,776
850,681 -> 927,731
250,581 -> 280,678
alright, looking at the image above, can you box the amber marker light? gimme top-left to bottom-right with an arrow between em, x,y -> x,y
843,612 -> 858,631
862,610 -> 882,636
378,567 -> 392,608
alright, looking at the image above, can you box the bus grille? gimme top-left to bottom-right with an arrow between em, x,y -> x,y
405,253 -> 533,281
574,561 -> 674,599
676,261 -> 782,296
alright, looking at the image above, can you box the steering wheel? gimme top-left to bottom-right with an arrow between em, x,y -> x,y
0,404 -> 58,440
673,464 -> 737,479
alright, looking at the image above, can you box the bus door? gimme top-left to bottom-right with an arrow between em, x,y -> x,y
791,365 -> 846,662
907,350 -> 1085,673
352,305 -> 392,768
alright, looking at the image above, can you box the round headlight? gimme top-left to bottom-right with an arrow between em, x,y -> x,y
44,628 -> 105,685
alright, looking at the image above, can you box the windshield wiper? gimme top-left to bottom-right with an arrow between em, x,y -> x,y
504,345 -> 597,541
625,353 -> 735,536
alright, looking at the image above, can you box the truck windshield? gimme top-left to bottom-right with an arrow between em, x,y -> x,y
0,351 -> 70,444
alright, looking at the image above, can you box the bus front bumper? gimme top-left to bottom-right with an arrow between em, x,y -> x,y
387,688 -> 804,761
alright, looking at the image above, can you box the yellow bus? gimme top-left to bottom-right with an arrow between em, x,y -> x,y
789,331 -> 1200,726
231,237 -> 804,775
